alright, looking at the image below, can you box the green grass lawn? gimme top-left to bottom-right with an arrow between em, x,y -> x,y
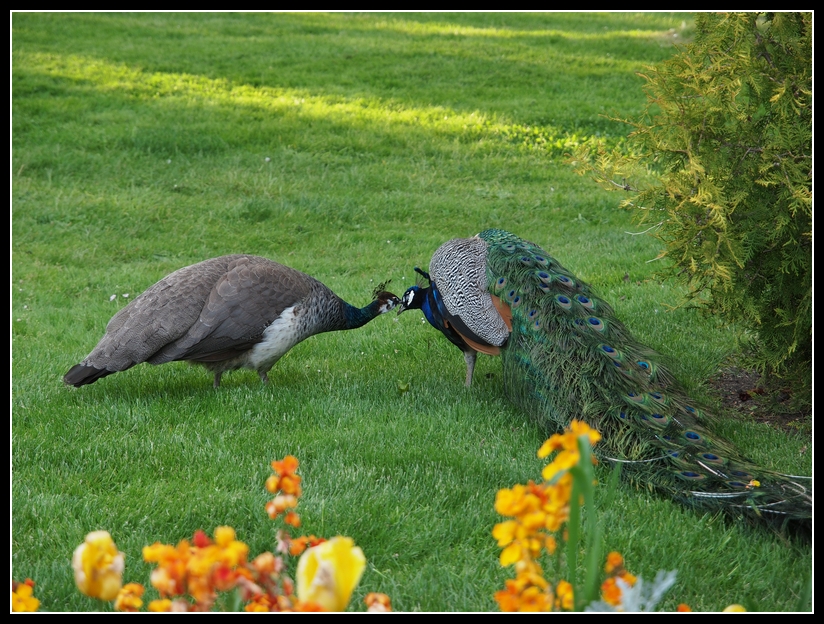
12,12 -> 811,612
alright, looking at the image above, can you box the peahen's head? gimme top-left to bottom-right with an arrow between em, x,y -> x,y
374,290 -> 401,314
370,281 -> 401,314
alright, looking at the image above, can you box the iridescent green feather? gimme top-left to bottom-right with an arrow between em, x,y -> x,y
473,229 -> 810,529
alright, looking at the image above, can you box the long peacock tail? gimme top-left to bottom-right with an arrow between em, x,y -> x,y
428,229 -> 812,530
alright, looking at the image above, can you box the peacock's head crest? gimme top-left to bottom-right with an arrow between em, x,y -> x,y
413,266 -> 431,286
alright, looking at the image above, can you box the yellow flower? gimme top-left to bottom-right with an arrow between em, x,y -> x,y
492,520 -> 519,547
723,604 -> 747,612
72,530 -> 125,601
213,525 -> 250,568
569,419 -> 602,446
147,598 -> 174,612
538,420 -> 600,457
296,536 -> 366,612
499,541 -> 523,567
12,579 -> 40,612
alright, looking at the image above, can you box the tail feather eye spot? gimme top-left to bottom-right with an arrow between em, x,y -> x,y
576,294 -> 594,309
678,471 -> 706,480
627,392 -> 645,403
587,316 -> 605,332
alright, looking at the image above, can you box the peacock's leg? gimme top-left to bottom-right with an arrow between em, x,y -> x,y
463,350 -> 477,387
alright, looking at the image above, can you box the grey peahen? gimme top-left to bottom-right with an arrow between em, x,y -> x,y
64,255 -> 400,388
398,228 -> 811,530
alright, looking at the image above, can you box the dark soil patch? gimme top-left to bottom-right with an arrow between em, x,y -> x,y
707,367 -> 811,435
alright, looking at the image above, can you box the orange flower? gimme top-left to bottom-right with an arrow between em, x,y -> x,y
600,552 -> 637,607
604,551 -> 624,574
601,577 -> 623,606
271,455 -> 300,476
289,535 -> 326,557
266,494 -> 298,520
245,594 -> 277,612
495,579 -> 525,612
279,474 -> 303,496
555,579 -> 574,611
251,551 -> 278,575
677,603 -> 693,612
494,575 -> 553,612
144,540 -> 190,597
114,582 -> 145,612
365,592 -> 393,612
268,456 -> 303,496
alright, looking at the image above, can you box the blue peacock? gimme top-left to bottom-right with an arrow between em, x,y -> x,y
398,228 -> 811,531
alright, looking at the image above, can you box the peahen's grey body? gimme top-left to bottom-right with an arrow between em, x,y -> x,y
64,255 -> 399,388
398,229 -> 811,531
